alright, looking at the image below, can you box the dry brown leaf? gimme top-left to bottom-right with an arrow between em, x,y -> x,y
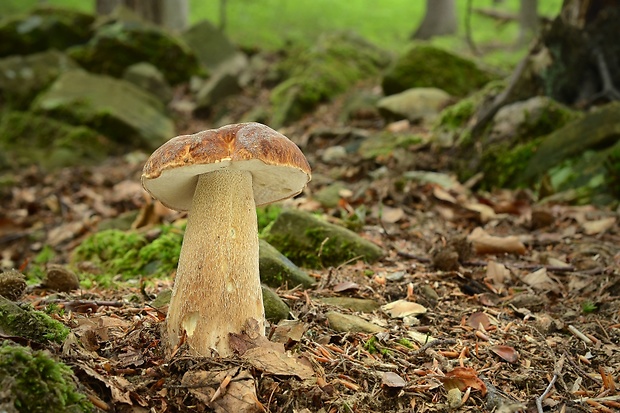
582,217 -> 616,235
466,312 -> 491,331
490,345 -> 520,363
439,367 -> 487,396
382,372 -> 407,388
77,361 -> 134,405
521,267 -> 560,292
241,346 -> 314,379
271,320 -> 307,344
381,299 -> 427,318
333,281 -> 360,292
462,202 -> 496,223
486,261 -> 511,287
433,186 -> 457,204
468,227 -> 527,255
381,206 -> 405,223
182,368 -> 260,413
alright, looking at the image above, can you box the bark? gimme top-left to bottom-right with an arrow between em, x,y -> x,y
411,0 -> 457,40
518,0 -> 539,43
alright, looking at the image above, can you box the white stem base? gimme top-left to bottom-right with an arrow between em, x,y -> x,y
166,170 -> 264,356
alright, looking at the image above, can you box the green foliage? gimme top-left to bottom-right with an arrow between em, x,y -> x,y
0,299 -> 69,343
0,343 -> 92,413
257,205 -> 282,233
581,301 -> 597,314
397,338 -> 414,349
138,226 -> 183,277
481,137 -> 544,189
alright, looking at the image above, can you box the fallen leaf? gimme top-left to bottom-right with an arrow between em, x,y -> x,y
241,346 -> 314,379
582,217 -> 616,235
271,320 -> 307,344
490,345 -> 520,363
381,300 -> 427,318
433,186 -> 457,204
462,202 -> 496,223
381,206 -> 405,223
468,227 -> 526,255
486,261 -> 511,287
407,329 -> 435,344
333,281 -> 360,292
182,368 -> 260,413
521,267 -> 560,292
382,372 -> 406,388
439,367 -> 487,396
466,312 -> 491,331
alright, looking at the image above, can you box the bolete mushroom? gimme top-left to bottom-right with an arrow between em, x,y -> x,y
141,122 -> 311,356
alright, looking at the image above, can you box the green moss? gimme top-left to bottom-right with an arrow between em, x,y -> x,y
397,338 -> 414,349
270,31 -> 391,126
0,111 -> 110,170
358,133 -> 423,160
481,137 -> 544,188
0,298 -> 69,343
138,226 -> 183,277
257,204 -> 282,233
382,44 -> 493,97
0,343 -> 92,413
67,21 -> 201,85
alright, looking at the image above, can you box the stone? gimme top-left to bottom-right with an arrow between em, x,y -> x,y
33,69 -> 174,150
325,311 -> 384,333
0,6 -> 94,58
0,50 -> 78,109
270,31 -> 391,127
319,297 -> 380,313
377,87 -> 452,123
68,21 -> 201,85
123,62 -> 173,104
320,145 -> 348,164
194,70 -> 242,110
358,133 -> 424,160
182,20 -> 247,74
262,286 -> 290,323
313,181 -> 348,208
382,44 -> 493,97
259,239 -> 315,289
263,209 -> 384,269
0,110 -> 111,170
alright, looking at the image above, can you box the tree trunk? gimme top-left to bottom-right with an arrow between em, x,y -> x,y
95,0 -> 188,31
411,0 -> 457,40
518,0 -> 539,43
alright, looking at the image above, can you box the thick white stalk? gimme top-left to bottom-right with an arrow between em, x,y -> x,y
166,170 -> 264,356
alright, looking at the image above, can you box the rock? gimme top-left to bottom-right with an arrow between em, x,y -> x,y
270,31 -> 391,127
123,62 -> 173,104
182,20 -> 247,75
259,239 -> 315,289
263,209 -> 384,269
319,297 -> 380,313
42,264 -> 80,292
0,270 -> 26,301
262,286 -> 290,323
325,311 -> 384,333
313,181 -> 348,208
382,45 -> 493,97
194,71 -> 242,110
0,6 -> 94,58
377,87 -> 452,123
68,21 -> 201,85
33,69 -> 174,150
0,296 -> 69,343
320,146 -> 348,164
0,50 -> 78,109
0,110 -> 111,170
358,133 -> 424,160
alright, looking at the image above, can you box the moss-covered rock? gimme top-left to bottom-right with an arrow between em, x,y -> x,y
262,286 -> 290,323
68,21 -> 201,85
382,44 -> 493,97
32,69 -> 174,150
263,209 -> 384,269
270,31 -> 391,127
0,343 -> 92,413
377,87 -> 452,123
0,296 -> 69,343
259,239 -> 315,289
0,50 -> 78,109
358,132 -> 424,160
0,111 -> 110,170
0,6 -> 94,58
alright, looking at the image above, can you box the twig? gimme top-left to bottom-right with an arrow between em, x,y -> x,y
411,338 -> 457,356
536,354 -> 564,413
568,325 -> 594,345
41,299 -> 125,308
564,350 -> 602,385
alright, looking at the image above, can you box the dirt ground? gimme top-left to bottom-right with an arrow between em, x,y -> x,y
1,90 -> 619,413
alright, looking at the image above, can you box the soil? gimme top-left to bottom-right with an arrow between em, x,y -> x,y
1,87 -> 619,413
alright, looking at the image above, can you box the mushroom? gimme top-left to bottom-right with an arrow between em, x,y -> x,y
141,122 -> 311,356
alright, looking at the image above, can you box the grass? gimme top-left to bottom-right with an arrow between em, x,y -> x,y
2,0 -> 563,68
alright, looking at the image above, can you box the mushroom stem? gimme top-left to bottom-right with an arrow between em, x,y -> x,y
166,169 -> 264,356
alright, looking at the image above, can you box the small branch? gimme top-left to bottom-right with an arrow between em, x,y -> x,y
568,325 -> 594,345
411,338 -> 457,356
536,354 -> 564,413
41,299 -> 125,308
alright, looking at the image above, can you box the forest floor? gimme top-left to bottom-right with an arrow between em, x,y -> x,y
1,88 -> 619,413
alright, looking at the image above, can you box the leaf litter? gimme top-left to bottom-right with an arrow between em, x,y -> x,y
0,98 -> 619,413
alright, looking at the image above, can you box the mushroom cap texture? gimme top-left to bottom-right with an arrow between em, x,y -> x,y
141,122 -> 312,211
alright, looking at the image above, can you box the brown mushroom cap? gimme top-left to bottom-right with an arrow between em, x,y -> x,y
141,122 -> 311,211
